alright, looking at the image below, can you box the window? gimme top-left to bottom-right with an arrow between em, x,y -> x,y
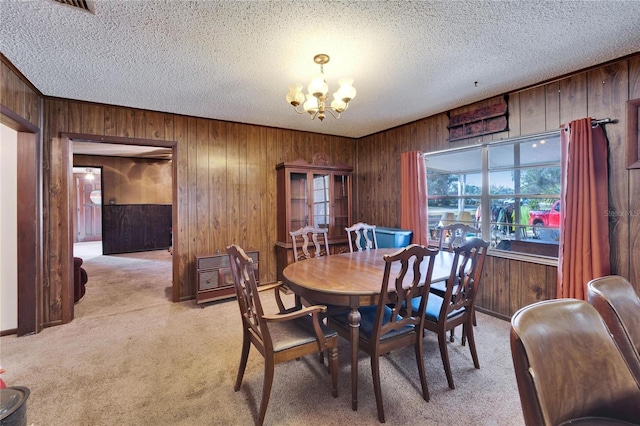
313,174 -> 330,228
424,131 -> 561,258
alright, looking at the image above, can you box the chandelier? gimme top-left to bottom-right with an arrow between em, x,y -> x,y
286,54 -> 356,121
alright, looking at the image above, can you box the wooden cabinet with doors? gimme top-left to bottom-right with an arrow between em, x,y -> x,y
275,153 -> 352,280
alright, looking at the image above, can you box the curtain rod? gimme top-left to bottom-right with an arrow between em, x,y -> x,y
592,118 -> 617,126
561,118 -> 617,130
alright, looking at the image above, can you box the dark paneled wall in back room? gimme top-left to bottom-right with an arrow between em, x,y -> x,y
2,53 -> 639,328
74,154 -> 172,205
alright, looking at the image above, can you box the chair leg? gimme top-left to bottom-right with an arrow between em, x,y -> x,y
465,321 -> 480,369
258,359 -> 275,426
327,345 -> 339,398
438,329 -> 455,389
370,354 -> 386,423
463,311 -> 477,346
235,332 -> 251,391
414,339 -> 430,401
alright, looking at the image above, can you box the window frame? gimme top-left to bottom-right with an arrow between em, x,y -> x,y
423,130 -> 561,265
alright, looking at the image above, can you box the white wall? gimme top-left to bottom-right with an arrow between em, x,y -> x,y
0,123 -> 18,332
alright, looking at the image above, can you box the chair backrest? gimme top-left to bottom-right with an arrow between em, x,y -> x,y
289,225 -> 330,261
227,244 -> 270,351
442,238 -> 488,317
438,223 -> 480,251
371,244 -> 438,341
510,299 -> 640,426
587,275 -> 640,380
345,222 -> 378,252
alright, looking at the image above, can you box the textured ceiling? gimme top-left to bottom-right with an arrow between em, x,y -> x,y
1,1 -> 640,139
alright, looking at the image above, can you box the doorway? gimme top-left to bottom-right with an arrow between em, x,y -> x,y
66,134 -> 178,319
73,167 -> 102,243
0,117 -> 40,336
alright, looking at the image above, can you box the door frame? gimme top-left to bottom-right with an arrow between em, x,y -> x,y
63,133 -> 179,318
72,166 -> 103,243
1,106 -> 42,336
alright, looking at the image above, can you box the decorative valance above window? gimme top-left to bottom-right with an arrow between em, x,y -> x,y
447,95 -> 509,142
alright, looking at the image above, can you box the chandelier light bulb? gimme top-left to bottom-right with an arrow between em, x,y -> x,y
337,78 -> 356,102
286,84 -> 305,106
331,93 -> 347,113
303,94 -> 319,114
308,74 -> 328,99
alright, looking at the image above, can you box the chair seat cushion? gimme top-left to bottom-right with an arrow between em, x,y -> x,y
269,313 -> 337,353
330,305 -> 414,341
410,294 -> 463,322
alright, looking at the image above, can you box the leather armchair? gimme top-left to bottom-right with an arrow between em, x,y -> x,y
587,275 -> 640,382
73,257 -> 88,303
510,299 -> 640,426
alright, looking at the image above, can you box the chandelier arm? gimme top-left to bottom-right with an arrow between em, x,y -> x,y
292,105 -> 308,115
324,108 -> 341,119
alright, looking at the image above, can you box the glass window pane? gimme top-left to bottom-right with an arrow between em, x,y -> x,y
519,167 -> 561,195
489,170 -> 514,194
313,174 -> 329,228
519,136 -> 561,165
425,148 -> 481,174
425,131 -> 561,258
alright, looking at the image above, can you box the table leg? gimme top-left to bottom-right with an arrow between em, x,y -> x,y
348,306 -> 361,411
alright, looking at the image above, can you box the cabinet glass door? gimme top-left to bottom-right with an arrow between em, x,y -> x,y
312,174 -> 330,229
289,172 -> 309,231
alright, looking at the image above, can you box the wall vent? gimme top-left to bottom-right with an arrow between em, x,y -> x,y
51,0 -> 95,14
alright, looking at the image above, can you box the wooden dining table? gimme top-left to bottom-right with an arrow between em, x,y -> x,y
282,247 -> 455,411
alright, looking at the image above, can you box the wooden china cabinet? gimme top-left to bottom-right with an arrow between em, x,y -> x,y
275,153 -> 353,281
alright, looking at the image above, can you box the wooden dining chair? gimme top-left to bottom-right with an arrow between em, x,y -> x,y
431,226 -> 484,342
327,244 -> 439,423
289,225 -> 330,308
510,299 -> 640,425
438,222 -> 480,252
226,244 -> 339,426
411,238 -> 488,389
587,275 -> 640,381
290,224 -> 349,365
289,225 -> 330,261
345,222 -> 378,252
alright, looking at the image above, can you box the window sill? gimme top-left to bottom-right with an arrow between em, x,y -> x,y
488,248 -> 558,267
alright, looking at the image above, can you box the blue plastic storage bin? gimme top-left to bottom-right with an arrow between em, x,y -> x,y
375,227 -> 413,248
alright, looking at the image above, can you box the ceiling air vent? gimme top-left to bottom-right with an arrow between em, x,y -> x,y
51,0 -> 95,14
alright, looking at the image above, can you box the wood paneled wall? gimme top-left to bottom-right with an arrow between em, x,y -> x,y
355,54 -> 640,318
0,57 -> 41,129
2,52 -> 639,328
41,99 -> 355,325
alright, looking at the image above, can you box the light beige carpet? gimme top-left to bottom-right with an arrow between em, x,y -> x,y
1,244 -> 524,425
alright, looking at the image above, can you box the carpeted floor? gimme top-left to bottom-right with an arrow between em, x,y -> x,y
0,244 -> 525,425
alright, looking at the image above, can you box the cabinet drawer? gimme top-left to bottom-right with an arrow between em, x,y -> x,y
197,251 -> 258,270
197,255 -> 229,270
195,250 -> 260,304
198,270 -> 220,291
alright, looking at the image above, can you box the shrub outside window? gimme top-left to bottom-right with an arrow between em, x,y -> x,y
424,131 -> 561,258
